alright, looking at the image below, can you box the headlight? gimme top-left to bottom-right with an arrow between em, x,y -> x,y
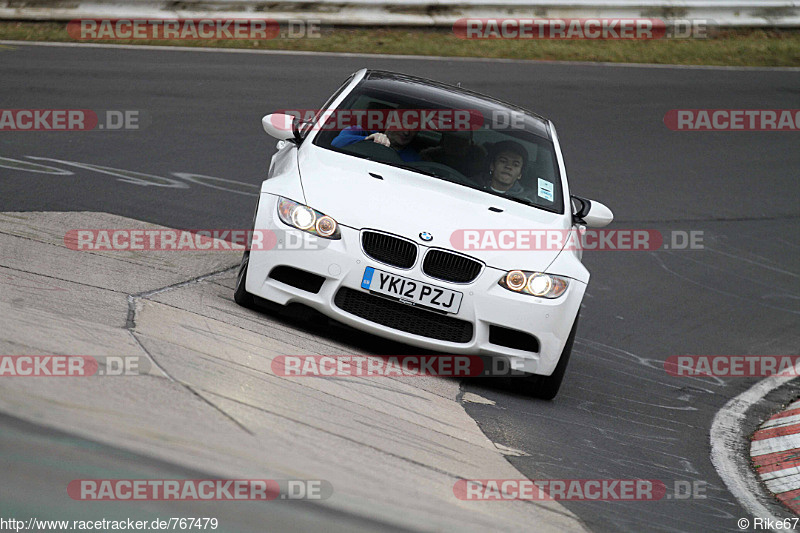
505,270 -> 527,291
277,197 -> 341,239
499,271 -> 568,299
315,216 -> 337,237
291,205 -> 315,230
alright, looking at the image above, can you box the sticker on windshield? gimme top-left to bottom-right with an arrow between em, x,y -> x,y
537,178 -> 554,202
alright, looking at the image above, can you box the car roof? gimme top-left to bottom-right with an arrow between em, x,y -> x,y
362,69 -> 551,140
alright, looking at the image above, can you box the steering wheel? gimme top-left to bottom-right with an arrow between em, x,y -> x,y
407,161 -> 474,186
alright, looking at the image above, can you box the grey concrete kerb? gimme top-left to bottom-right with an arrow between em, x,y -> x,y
0,211 -> 587,533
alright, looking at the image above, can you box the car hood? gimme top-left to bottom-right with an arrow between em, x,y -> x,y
298,147 -> 570,273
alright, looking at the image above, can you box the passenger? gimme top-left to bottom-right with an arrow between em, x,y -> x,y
331,126 -> 421,162
480,140 -> 534,201
419,130 -> 486,177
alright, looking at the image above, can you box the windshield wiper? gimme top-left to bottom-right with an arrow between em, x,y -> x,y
389,163 -> 446,180
494,192 -> 560,214
502,195 -> 537,207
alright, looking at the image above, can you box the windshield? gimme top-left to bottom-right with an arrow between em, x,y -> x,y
312,73 -> 564,214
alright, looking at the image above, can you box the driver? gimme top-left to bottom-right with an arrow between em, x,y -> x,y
331,126 -> 421,162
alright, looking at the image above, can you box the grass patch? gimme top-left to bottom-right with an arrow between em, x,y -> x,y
1,22 -> 798,67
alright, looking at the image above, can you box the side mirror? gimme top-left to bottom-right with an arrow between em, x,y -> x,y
262,113 -> 301,142
571,196 -> 613,228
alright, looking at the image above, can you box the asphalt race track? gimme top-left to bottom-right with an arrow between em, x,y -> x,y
1,43 -> 799,532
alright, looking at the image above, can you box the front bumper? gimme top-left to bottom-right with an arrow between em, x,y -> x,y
246,194 -> 585,376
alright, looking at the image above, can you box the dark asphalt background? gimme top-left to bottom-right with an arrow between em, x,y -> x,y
1,43 -> 799,532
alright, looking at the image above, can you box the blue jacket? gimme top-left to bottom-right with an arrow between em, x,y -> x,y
331,127 -> 421,162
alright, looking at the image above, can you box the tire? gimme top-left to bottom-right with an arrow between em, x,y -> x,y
233,251 -> 256,308
528,313 -> 579,400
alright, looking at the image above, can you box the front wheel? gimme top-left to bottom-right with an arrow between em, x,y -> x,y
233,251 -> 255,308
527,313 -> 579,400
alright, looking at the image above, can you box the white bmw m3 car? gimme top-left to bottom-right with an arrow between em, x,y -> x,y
235,69 -> 613,399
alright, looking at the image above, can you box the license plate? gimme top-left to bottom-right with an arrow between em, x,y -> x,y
361,267 -> 462,314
